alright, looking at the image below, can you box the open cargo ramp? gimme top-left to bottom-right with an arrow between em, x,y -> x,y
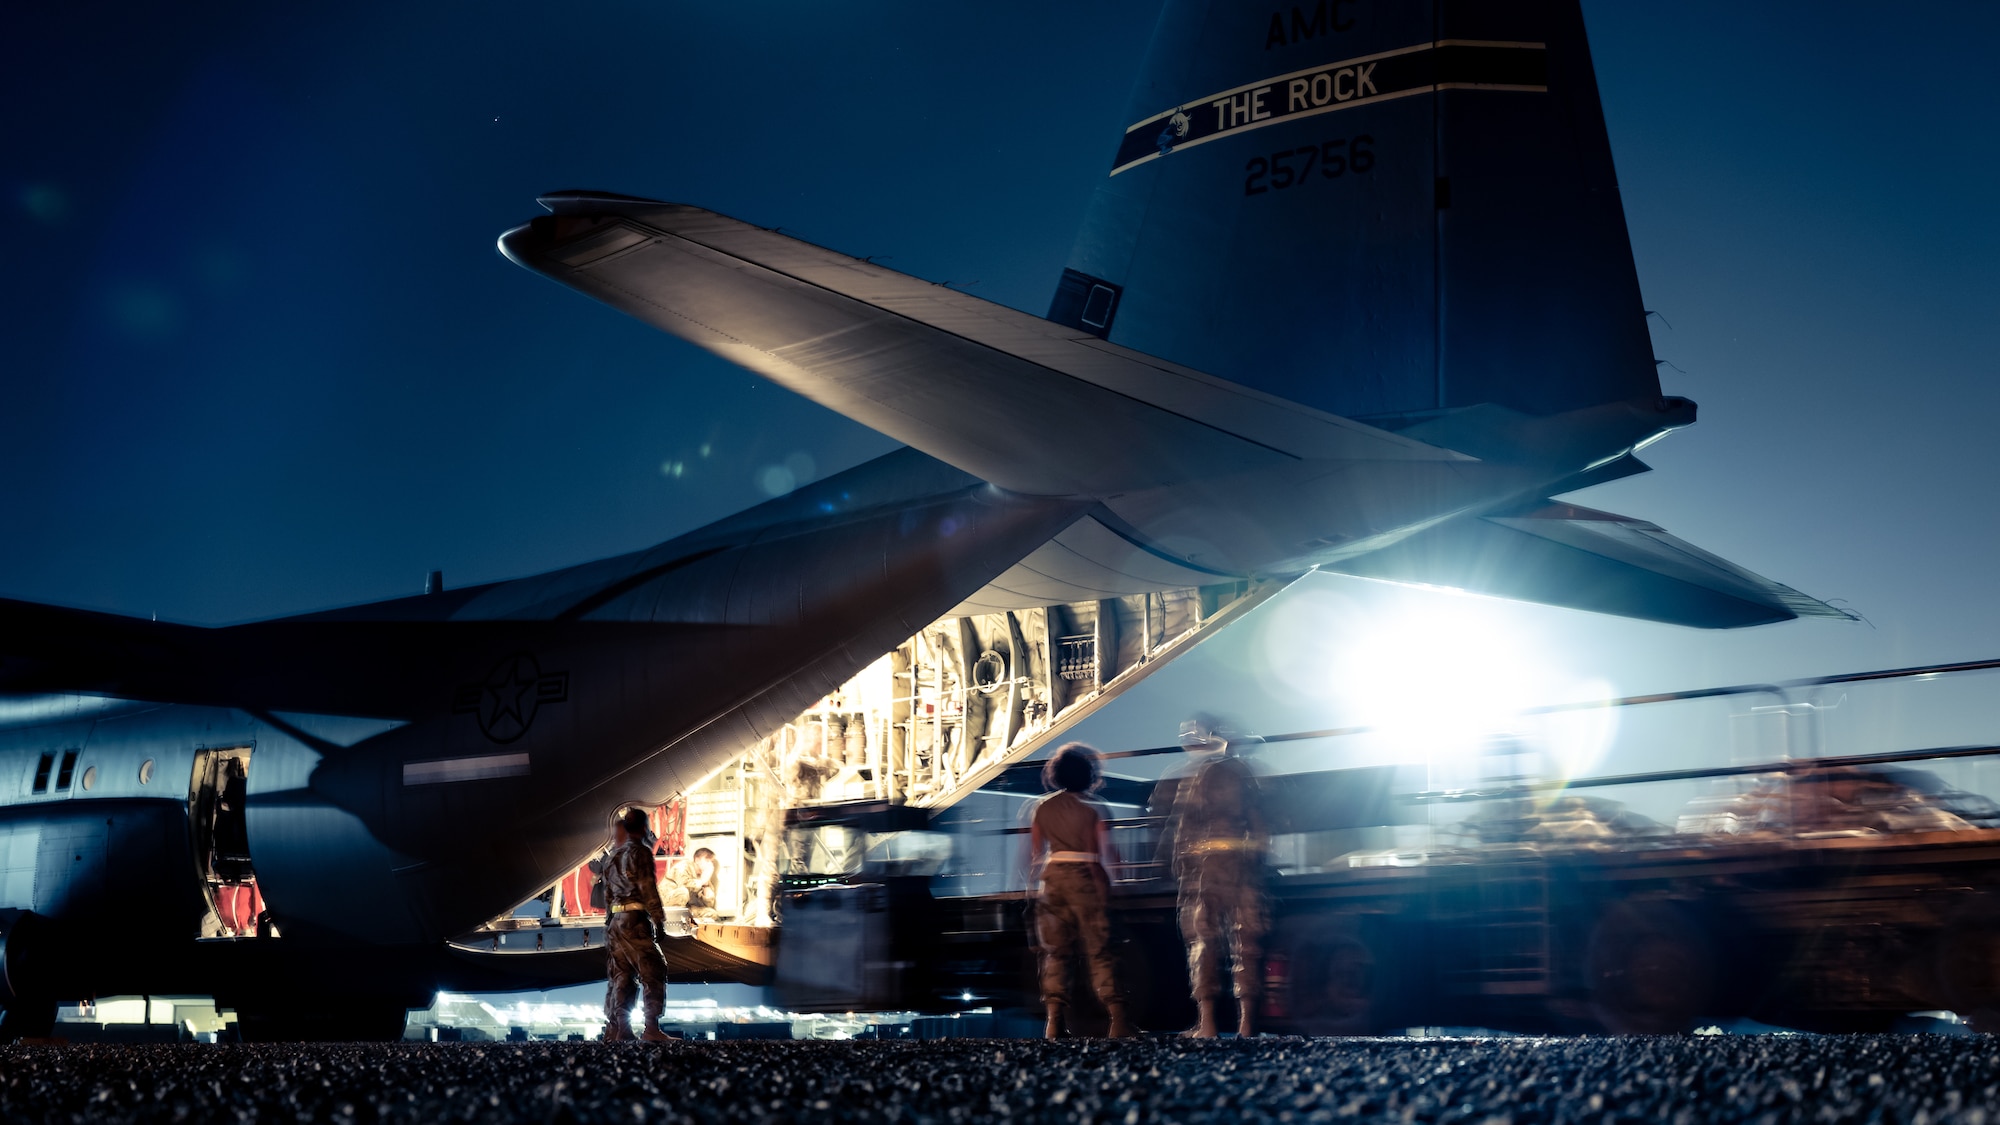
464,576 -> 1286,983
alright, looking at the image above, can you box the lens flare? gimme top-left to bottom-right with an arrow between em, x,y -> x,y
1334,604 -> 1539,760
1259,581 -> 1618,788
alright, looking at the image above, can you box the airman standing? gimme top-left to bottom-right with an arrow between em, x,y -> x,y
601,807 -> 671,1042
1168,714 -> 1269,1037
1027,742 -> 1134,1038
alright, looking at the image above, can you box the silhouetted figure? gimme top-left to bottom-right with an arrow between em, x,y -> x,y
212,757 -> 252,880
1168,714 -> 1269,1037
600,808 -> 670,1042
1027,743 -> 1132,1038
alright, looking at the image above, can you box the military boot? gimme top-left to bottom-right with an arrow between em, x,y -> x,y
1106,1002 -> 1135,1039
1043,1002 -> 1064,1039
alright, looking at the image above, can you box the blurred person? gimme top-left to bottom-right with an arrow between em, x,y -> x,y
685,846 -> 720,918
601,807 -> 671,1042
1168,713 -> 1269,1037
1026,742 -> 1133,1039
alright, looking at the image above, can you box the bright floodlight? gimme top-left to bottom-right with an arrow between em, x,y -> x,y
1321,591 -> 1617,787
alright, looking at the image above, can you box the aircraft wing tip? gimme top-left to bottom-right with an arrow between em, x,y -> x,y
1785,596 -> 1864,624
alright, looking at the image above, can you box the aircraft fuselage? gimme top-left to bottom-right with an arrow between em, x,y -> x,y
0,461 -> 1083,1015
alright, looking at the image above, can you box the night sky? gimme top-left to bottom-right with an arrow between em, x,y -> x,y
6,3 -> 1998,778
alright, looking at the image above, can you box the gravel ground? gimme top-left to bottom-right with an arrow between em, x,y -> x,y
2,1036 -> 1999,1124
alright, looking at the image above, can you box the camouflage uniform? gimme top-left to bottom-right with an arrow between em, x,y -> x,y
600,838 -> 668,1040
1170,754 -> 1269,1002
1037,861 -> 1119,1007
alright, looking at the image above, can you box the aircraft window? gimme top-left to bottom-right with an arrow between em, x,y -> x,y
81,766 -> 97,791
31,753 -> 53,793
55,750 -> 77,790
139,758 -> 155,785
972,650 -> 1007,694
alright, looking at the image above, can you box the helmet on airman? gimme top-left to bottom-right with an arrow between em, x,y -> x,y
1179,712 -> 1231,758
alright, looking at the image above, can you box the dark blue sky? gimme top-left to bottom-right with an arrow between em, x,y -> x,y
5,3 -> 1998,766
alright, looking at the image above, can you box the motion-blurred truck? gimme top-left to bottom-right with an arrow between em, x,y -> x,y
772,746 -> 2000,1035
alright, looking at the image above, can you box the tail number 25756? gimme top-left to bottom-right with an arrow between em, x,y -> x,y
1245,135 -> 1375,196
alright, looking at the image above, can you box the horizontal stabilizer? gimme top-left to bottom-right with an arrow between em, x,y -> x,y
500,193 -> 1459,499
1327,501 -> 1855,628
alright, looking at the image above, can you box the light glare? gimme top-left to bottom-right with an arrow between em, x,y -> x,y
1259,581 -> 1617,787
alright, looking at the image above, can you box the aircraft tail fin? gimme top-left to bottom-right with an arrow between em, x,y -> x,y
1057,0 -> 1657,423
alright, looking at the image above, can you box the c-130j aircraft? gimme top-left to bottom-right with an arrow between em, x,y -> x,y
0,0 -> 1849,1038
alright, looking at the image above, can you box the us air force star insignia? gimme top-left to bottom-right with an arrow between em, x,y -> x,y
451,653 -> 569,744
